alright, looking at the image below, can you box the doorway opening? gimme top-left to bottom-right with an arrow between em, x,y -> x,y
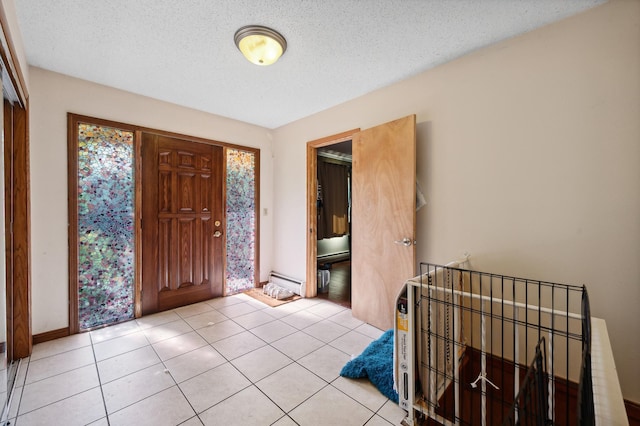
316,141 -> 352,308
305,128 -> 358,302
307,116 -> 416,330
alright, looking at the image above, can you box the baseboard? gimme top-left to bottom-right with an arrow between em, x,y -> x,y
627,399 -> 640,426
33,327 -> 70,345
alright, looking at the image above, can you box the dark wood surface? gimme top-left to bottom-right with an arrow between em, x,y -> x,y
10,104 -> 31,359
142,133 -> 224,314
316,260 -> 351,308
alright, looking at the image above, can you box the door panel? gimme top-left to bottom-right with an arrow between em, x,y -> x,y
142,133 -> 224,314
351,115 -> 416,330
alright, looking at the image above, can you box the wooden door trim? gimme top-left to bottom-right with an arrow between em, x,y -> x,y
221,146 -> 261,295
306,129 -> 359,298
4,101 -> 30,358
4,99 -> 13,357
0,2 -> 31,358
11,104 -> 30,357
67,115 -> 139,334
134,130 -> 143,318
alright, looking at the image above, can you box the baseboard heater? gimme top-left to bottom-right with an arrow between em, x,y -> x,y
317,250 -> 350,264
268,271 -> 306,297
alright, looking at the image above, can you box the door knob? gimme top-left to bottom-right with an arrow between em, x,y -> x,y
213,230 -> 222,238
394,238 -> 413,247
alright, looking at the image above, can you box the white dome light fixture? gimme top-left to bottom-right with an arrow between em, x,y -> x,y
234,25 -> 287,66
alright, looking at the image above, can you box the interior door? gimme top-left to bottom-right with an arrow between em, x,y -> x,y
141,133 -> 224,314
351,115 -> 416,331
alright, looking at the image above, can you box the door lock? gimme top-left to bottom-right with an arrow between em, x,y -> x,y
213,230 -> 222,238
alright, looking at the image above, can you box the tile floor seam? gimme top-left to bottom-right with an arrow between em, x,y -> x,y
174,343 -> 232,374
105,382 -> 182,419
261,374 -> 333,420
87,332 -> 111,424
98,331 -> 185,419
282,381 -> 334,420
8,360 -> 28,422
17,296 -> 396,426
186,376 -> 254,416
14,384 -> 103,419
329,376 -> 393,418
168,382 -> 201,421
17,361 -> 97,389
102,359 -> 168,386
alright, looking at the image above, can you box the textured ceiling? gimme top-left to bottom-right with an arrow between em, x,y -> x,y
15,0 -> 605,129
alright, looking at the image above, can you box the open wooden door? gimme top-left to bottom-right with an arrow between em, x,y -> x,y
351,115 -> 416,331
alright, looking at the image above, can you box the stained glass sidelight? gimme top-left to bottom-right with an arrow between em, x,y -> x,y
226,148 -> 256,294
77,123 -> 134,330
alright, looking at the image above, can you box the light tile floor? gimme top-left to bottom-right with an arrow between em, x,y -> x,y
8,294 -> 407,426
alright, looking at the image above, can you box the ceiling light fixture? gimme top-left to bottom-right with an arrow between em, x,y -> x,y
234,25 -> 287,66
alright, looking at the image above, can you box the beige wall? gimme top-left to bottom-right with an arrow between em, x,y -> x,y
28,67 -> 274,334
272,0 -> 640,402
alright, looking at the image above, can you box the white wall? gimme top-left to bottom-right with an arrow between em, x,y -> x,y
29,67 -> 274,334
271,1 -> 640,403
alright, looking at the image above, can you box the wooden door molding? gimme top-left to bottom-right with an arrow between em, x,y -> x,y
67,115 -> 139,334
4,101 -> 30,358
1,2 -> 31,358
306,129 -> 359,298
9,104 -> 30,358
351,115 -> 416,330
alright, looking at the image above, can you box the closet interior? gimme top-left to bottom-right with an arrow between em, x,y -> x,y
316,141 -> 352,307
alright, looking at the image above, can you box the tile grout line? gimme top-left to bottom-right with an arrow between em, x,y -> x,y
8,358 -> 29,425
89,332 -> 112,426
17,297 -> 392,425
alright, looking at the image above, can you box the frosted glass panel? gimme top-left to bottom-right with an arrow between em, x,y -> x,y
77,123 -> 134,330
226,148 -> 256,294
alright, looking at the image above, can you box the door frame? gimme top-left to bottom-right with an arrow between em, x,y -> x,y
306,128 -> 359,298
68,114 -> 261,331
67,114 -> 141,334
0,4 -> 31,358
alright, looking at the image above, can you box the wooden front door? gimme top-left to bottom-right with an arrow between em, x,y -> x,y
141,133 -> 224,314
351,115 -> 416,331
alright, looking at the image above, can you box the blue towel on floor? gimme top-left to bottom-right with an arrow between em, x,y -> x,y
340,329 -> 398,403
